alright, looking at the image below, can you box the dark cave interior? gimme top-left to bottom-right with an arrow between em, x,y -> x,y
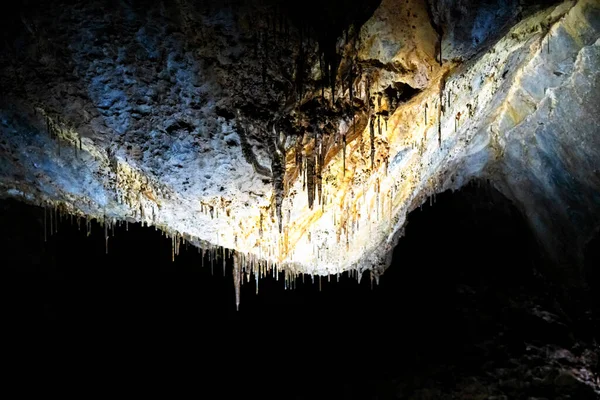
3,181 -> 598,398
1,2 -> 598,397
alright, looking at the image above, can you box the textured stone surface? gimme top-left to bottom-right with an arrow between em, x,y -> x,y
0,0 -> 599,284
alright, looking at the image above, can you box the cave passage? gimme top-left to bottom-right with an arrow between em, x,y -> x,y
2,180 -> 598,398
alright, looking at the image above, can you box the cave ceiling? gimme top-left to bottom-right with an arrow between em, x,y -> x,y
1,0 -> 599,303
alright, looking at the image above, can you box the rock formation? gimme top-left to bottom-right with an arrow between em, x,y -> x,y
1,0 -> 599,300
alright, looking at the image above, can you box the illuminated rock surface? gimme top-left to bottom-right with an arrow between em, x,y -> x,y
1,0 -> 599,289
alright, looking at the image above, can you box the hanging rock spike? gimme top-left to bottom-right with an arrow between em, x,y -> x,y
306,147 -> 315,209
105,217 -> 109,254
233,252 -> 241,311
343,129 -> 346,177
370,116 -> 375,169
43,205 -> 47,242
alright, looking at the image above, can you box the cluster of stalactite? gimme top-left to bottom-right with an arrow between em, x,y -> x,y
225,55 -> 449,303
199,197 -> 234,220
285,65 -> 402,213
230,249 -> 382,310
38,2 -> 456,311
42,202 -> 129,255
112,159 -> 169,224
38,109 -> 83,158
40,191 -> 399,310
299,129 -> 328,210
236,0 -> 383,215
255,56 -> 406,269
226,0 -> 410,254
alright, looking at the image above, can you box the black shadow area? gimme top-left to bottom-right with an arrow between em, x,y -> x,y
2,181 -> 595,398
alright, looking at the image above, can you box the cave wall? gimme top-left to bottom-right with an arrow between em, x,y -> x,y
419,0 -> 600,277
491,0 -> 600,275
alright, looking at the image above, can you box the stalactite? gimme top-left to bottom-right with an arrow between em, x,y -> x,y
316,132 -> 323,205
222,246 -> 226,277
343,122 -> 348,176
295,138 -> 302,169
455,112 -> 461,132
259,212 -> 263,238
376,178 -> 380,221
255,261 -> 259,295
105,218 -> 109,254
233,252 -> 241,311
44,206 -> 47,242
302,148 -> 307,191
439,75 -> 446,147
171,235 -> 175,262
49,206 -> 53,236
370,116 -> 375,169
341,61 -> 346,98
439,32 -> 443,65
388,189 -> 393,220
306,147 -> 315,209
345,220 -> 349,250
319,53 -> 325,101
330,63 -> 335,105
269,125 -> 285,234
366,76 -> 371,108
